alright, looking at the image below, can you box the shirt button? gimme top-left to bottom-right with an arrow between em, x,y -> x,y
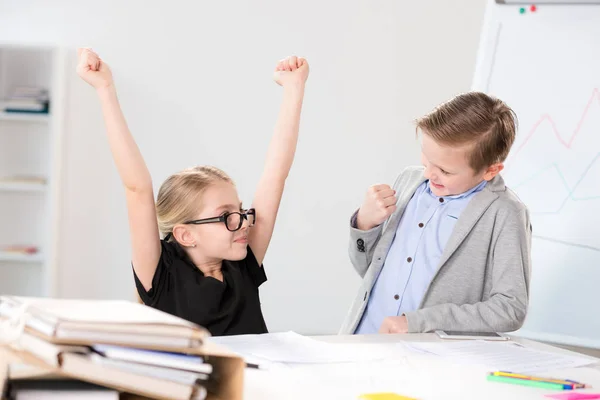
394,294 -> 400,300
439,198 -> 444,203
407,257 -> 412,263
418,223 -> 424,228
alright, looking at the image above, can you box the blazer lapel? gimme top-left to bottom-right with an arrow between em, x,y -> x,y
378,175 -> 427,257
434,175 -> 505,274
384,176 -> 426,232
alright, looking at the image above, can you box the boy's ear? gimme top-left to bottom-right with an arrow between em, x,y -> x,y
482,163 -> 504,181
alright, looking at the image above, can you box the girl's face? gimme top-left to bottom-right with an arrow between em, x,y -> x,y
178,181 -> 251,263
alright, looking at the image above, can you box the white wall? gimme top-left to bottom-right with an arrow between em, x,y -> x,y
0,0 -> 486,334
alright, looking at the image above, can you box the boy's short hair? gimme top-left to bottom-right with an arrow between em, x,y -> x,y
416,92 -> 517,172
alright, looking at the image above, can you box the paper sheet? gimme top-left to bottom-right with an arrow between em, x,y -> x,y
246,356 -> 600,400
207,331 -> 408,365
403,340 -> 597,373
243,359 -> 426,400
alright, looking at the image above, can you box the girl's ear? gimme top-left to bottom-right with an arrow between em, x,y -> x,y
172,225 -> 197,248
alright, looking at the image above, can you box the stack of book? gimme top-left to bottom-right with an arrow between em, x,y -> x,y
0,296 -> 244,399
2,87 -> 50,114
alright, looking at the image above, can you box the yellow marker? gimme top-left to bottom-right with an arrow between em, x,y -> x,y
358,393 -> 418,400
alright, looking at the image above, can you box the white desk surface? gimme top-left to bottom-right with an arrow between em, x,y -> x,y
243,333 -> 600,400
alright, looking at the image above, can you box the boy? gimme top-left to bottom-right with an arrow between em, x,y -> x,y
341,92 -> 532,334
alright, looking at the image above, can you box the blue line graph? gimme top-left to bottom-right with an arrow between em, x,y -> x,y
512,152 -> 600,214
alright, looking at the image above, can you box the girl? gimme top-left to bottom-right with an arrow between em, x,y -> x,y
76,48 -> 309,336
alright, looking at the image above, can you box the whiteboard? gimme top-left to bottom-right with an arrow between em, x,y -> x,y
473,0 -> 600,349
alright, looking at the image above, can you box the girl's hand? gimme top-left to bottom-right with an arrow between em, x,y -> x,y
273,56 -> 309,88
76,48 -> 114,90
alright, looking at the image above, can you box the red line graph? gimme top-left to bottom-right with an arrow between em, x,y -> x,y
509,88 -> 600,164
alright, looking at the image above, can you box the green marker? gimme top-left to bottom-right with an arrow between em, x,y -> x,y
519,7 -> 526,14
487,375 -> 572,390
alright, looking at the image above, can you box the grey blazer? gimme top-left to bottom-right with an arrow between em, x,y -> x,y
339,166 -> 532,334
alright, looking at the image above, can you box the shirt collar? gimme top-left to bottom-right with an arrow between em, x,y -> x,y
426,179 -> 487,201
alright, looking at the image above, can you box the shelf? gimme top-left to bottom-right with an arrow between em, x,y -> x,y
0,251 -> 44,263
0,111 -> 50,123
0,181 -> 46,192
0,45 -> 62,297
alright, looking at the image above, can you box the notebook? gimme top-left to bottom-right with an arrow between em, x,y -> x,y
92,344 -> 213,375
89,353 -> 209,386
0,296 -> 208,350
11,332 -> 89,367
3,332 -> 210,399
58,352 -> 207,400
2,337 -> 242,400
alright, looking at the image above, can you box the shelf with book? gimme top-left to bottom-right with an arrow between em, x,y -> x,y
0,44 -> 65,297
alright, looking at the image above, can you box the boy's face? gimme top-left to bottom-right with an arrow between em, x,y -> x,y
420,133 -> 503,197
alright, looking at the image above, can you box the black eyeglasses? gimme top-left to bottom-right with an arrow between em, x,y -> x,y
183,208 -> 256,232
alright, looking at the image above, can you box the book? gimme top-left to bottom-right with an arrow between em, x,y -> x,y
1,347 -> 208,400
1,297 -> 245,400
59,353 -> 207,400
92,344 -> 213,375
0,296 -> 209,351
89,353 -> 209,386
2,86 -> 50,114
11,332 -> 89,367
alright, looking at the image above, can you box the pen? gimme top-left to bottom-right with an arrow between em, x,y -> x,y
245,362 -> 260,369
487,375 -> 574,390
492,372 -> 588,388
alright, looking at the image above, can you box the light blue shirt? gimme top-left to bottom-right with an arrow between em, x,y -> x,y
355,179 -> 487,334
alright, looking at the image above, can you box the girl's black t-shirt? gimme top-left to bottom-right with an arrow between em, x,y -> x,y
134,240 -> 268,336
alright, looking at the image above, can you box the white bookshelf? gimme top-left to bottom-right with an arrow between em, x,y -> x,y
0,111 -> 51,123
0,182 -> 47,192
0,44 -> 65,297
0,251 -> 45,263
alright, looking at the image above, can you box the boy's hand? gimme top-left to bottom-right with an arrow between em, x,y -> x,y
356,184 -> 397,230
76,48 -> 114,90
379,316 -> 408,334
273,56 -> 309,88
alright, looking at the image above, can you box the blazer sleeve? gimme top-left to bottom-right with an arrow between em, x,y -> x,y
348,168 -> 412,278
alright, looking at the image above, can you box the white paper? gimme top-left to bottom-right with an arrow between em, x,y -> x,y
246,359 -> 425,400
207,331 -> 408,365
403,340 -> 597,373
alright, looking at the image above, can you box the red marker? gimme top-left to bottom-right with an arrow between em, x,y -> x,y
530,4 -> 537,12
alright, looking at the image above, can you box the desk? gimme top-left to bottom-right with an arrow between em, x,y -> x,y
243,333 -> 600,400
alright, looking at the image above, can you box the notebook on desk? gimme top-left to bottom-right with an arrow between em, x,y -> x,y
0,296 -> 208,351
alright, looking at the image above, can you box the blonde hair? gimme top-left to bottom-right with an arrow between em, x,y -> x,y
416,92 -> 518,172
156,166 -> 234,241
